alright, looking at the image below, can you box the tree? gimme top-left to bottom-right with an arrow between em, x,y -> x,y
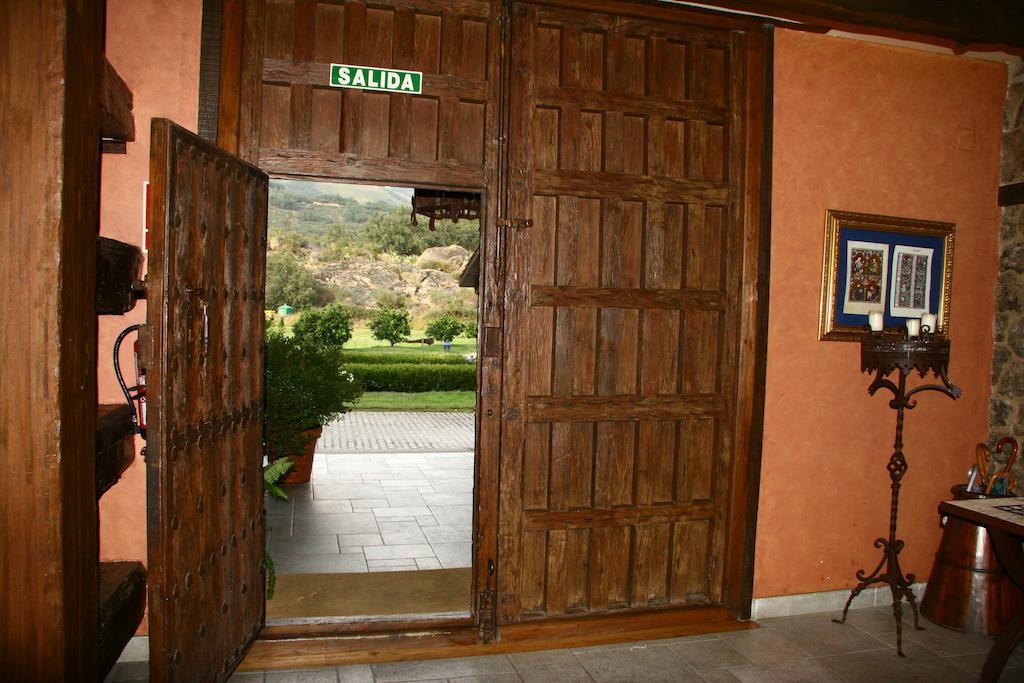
425,313 -> 465,343
292,304 -> 354,348
462,319 -> 478,339
369,306 -> 412,346
359,207 -> 480,256
265,251 -> 318,310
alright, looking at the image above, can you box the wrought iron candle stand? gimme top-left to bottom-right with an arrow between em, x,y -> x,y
832,326 -> 961,656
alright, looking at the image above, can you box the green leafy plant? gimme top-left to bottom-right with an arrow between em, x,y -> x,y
265,251 -> 319,310
340,351 -> 469,366
462,319 -> 478,339
262,457 -> 294,599
369,306 -> 412,346
292,304 -> 354,348
263,327 -> 363,459
425,313 -> 465,344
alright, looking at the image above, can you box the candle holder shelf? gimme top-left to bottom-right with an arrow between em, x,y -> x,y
832,328 -> 961,656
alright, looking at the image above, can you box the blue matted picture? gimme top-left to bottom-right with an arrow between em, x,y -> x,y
818,210 -> 955,341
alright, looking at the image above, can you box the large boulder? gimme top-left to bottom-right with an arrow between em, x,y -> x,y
415,245 -> 470,269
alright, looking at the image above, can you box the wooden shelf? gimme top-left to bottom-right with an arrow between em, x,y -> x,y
96,404 -> 136,499
98,561 -> 147,680
96,236 -> 144,315
101,56 -> 134,154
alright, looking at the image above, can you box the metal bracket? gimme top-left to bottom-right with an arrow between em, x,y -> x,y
477,558 -> 497,643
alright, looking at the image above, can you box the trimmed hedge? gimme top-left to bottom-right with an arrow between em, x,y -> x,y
346,362 -> 476,392
341,351 -> 471,366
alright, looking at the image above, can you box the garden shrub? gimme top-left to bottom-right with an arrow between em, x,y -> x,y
369,306 -> 412,346
341,352 -> 470,366
425,313 -> 465,343
462,319 -> 478,338
347,362 -> 476,392
292,303 -> 354,348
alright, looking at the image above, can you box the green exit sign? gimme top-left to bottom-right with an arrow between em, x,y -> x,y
329,64 -> 423,94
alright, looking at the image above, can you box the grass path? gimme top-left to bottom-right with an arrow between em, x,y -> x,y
354,391 -> 476,412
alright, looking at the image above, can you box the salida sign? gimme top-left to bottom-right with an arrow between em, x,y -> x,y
329,63 -> 423,94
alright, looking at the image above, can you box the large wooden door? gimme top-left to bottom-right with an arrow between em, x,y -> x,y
498,1 -> 767,624
146,119 -> 269,681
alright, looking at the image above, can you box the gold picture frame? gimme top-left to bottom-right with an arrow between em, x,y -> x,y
819,210 -> 955,342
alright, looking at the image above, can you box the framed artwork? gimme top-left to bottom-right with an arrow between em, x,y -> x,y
818,210 -> 955,341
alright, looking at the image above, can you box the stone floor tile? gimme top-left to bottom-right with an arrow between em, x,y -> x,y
293,513 -> 379,536
335,663 -> 373,683
312,483 -> 386,500
373,506 -> 433,518
380,480 -> 433,489
366,558 -> 419,567
422,524 -> 473,544
818,642 -> 974,682
667,639 -> 752,670
337,533 -> 383,547
292,499 -> 354,515
385,490 -> 428,507
416,558 -> 442,570
368,563 -> 419,572
378,520 -> 428,545
107,661 -> 149,681
275,553 -> 367,574
902,620 -> 996,657
269,534 -> 340,556
574,643 -> 703,682
430,505 -> 473,525
422,492 -> 474,506
943,651 -> 1024,680
760,613 -> 891,656
432,542 -> 472,568
351,498 -> 389,509
698,671 -> 742,683
449,675 -> 524,682
508,649 -> 595,682
416,516 -> 438,526
372,655 -> 516,682
716,627 -> 809,666
264,668 -> 338,683
422,468 -> 471,480
428,479 -> 475,493
364,543 -> 436,560
229,673 -> 267,682
725,658 -> 844,683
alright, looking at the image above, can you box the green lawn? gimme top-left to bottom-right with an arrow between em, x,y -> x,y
354,391 -> 476,412
345,326 -> 478,355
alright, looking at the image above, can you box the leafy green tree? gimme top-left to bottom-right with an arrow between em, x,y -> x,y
292,304 -> 354,348
359,207 -> 480,256
265,252 -> 319,310
425,313 -> 465,343
369,306 -> 412,346
462,319 -> 478,339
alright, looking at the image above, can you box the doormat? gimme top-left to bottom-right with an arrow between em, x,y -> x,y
267,568 -> 472,620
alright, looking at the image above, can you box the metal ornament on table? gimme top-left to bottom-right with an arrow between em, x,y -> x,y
832,322 -> 961,656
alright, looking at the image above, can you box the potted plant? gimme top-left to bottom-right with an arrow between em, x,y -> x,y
264,327 -> 362,484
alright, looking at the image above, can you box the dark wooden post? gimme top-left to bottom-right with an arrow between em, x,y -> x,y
0,1 -> 103,679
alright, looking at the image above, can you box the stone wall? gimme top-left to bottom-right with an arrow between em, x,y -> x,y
990,60 -> 1024,468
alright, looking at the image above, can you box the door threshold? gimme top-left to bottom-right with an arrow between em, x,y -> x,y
267,611 -> 472,628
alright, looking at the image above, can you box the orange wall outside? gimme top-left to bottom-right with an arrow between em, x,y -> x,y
98,0 -> 203,633
754,29 -> 1005,598
96,4 -> 1008,618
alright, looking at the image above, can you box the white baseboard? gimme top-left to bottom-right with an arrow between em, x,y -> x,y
751,582 -> 928,620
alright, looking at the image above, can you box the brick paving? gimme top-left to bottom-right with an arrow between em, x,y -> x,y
319,411 -> 475,453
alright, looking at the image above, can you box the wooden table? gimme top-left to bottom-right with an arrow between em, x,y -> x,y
939,496 -> 1024,682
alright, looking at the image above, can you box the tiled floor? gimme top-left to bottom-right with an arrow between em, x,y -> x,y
319,412 -> 475,453
268,451 -> 474,574
106,605 -> 1024,681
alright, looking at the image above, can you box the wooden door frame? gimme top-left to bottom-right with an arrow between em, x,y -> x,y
198,0 -> 773,667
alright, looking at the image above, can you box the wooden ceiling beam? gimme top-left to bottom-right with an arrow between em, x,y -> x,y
691,1 -> 1024,54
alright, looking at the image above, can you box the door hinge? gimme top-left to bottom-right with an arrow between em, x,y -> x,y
477,558 -> 497,643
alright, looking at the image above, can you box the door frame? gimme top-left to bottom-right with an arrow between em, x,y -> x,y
199,0 -> 773,666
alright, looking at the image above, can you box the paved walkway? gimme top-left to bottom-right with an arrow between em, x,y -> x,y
319,411 -> 475,453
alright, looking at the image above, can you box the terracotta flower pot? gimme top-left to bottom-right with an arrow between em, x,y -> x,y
275,425 -> 323,485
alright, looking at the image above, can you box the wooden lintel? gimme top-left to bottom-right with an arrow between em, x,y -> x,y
999,182 -> 1024,207
696,0 -> 1024,54
101,56 -> 135,145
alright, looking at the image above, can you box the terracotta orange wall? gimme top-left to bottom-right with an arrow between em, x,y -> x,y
98,0 -> 202,616
754,29 -> 1005,598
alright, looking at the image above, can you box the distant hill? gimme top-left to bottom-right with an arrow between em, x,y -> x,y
270,179 -> 411,207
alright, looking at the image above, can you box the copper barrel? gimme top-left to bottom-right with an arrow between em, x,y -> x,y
921,485 -> 1024,636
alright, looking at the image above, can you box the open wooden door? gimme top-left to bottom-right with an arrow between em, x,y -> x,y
145,119 -> 269,681
497,1 -> 767,626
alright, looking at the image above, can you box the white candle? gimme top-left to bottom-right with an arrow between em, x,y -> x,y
921,312 -> 937,333
868,310 -> 884,332
906,319 -> 920,337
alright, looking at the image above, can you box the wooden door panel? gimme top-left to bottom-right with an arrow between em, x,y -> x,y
147,119 -> 269,681
257,0 -> 492,186
499,1 -> 764,623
